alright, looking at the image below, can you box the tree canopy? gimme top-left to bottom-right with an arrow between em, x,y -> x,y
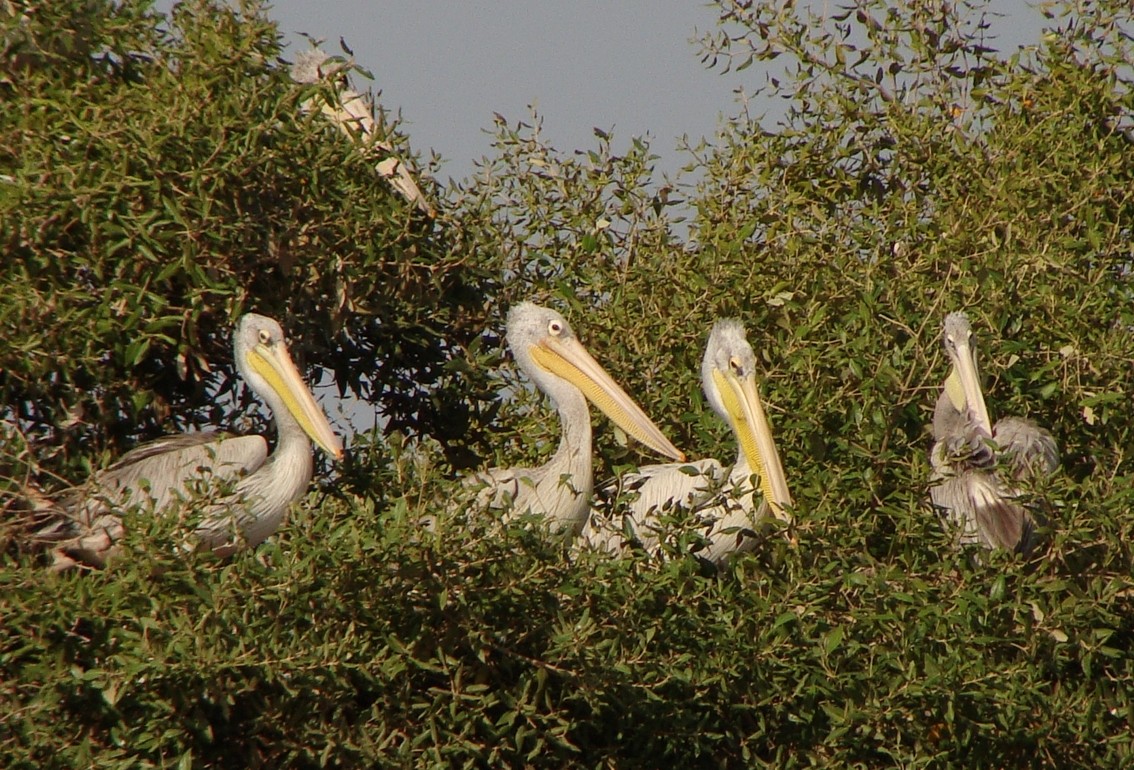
2,0 -> 1132,767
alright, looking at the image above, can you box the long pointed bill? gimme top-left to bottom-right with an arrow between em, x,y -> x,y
713,369 -> 793,520
530,337 -> 684,461
948,339 -> 993,439
246,345 -> 344,460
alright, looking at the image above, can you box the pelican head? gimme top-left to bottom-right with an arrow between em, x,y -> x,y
506,302 -> 684,461
701,319 -> 792,517
234,314 -> 344,460
941,311 -> 993,438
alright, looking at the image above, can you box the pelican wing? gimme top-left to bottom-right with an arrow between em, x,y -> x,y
994,417 -> 1059,481
584,459 -> 725,551
604,459 -> 727,518
467,464 -> 543,512
88,432 -> 267,512
40,433 -> 267,542
929,441 -> 1041,554
36,433 -> 268,569
929,471 -> 1036,553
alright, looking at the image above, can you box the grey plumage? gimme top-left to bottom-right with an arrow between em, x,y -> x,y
290,47 -> 434,217
928,311 -> 1058,555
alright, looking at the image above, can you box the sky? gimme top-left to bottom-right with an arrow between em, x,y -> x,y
242,0 -> 1050,183
264,0 -> 740,182
153,0 -> 1053,436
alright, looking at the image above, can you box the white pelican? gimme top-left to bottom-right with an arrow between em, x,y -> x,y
34,313 -> 344,569
582,319 -> 792,566
473,302 -> 684,536
290,47 -> 433,217
929,311 -> 1058,555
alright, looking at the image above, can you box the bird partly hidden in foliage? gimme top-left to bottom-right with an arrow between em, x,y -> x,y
31,313 -> 343,570
582,319 -> 792,567
471,302 -> 685,536
929,311 -> 1058,555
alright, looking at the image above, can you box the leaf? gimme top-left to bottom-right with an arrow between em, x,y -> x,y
823,625 -> 845,654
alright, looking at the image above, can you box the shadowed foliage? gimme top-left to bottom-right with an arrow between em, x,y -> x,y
2,0 -> 1133,768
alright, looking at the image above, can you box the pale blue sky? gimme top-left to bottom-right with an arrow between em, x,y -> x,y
246,1 -> 1049,181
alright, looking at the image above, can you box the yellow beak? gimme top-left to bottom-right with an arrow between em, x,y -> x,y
712,368 -> 792,520
946,338 -> 993,438
530,336 -> 684,461
247,344 -> 344,460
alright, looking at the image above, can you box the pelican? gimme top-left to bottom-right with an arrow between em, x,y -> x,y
472,302 -> 685,536
34,313 -> 344,569
929,311 -> 1058,555
582,319 -> 792,567
290,47 -> 434,217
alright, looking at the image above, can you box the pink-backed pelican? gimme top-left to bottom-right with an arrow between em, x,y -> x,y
34,313 -> 343,569
473,302 -> 684,536
582,319 -> 791,566
929,311 -> 1057,555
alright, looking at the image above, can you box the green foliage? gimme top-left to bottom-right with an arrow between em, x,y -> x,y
3,0 -> 1134,767
4,480 -> 1134,768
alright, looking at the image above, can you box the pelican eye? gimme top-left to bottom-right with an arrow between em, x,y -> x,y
547,319 -> 563,336
729,356 -> 744,375
258,329 -> 272,345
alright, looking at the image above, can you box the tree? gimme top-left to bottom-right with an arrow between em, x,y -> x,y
2,0 -> 1132,767
0,0 -> 495,496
